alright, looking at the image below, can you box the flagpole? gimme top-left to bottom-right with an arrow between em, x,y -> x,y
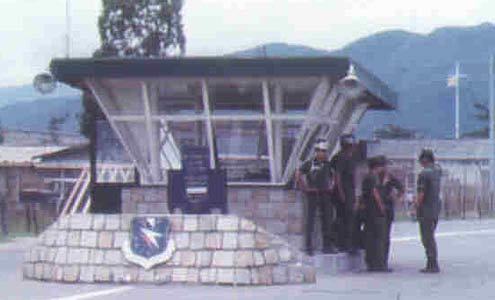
65,0 -> 71,58
489,55 -> 495,195
455,61 -> 460,139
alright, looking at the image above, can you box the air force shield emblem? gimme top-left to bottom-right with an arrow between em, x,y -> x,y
122,217 -> 176,270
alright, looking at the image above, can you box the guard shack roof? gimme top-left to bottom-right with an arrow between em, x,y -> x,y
50,56 -> 397,110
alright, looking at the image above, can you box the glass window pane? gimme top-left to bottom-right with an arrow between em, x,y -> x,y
214,120 -> 269,182
168,121 -> 208,148
274,120 -> 303,175
208,80 -> 263,115
157,80 -> 203,116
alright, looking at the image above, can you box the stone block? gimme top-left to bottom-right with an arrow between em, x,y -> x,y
217,268 -> 234,285
80,266 -> 96,283
113,232 -> 128,249
234,268 -> 251,285
52,265 -> 64,281
190,232 -> 205,250
187,268 -> 199,283
55,247 -> 68,264
288,219 -> 303,234
169,215 -> 183,232
48,248 -> 57,263
240,219 -> 257,232
264,249 -> 279,265
104,250 -> 123,265
170,252 -> 181,266
138,269 -> 155,282
234,251 -> 254,268
239,233 -> 255,249
120,214 -> 134,231
94,266 -> 111,282
254,251 -> 265,266
155,268 -> 173,284
58,216 -> 69,230
212,251 -> 234,267
55,231 -> 67,246
199,268 -> 217,284
173,233 -> 190,249
137,203 -> 148,214
70,214 -> 92,230
105,215 -> 121,231
205,233 -> 222,250
42,264 -> 53,280
265,220 -> 288,235
251,268 -> 259,285
63,265 -> 80,282
89,249 -> 104,264
183,216 -> 198,231
92,215 -> 106,230
68,248 -> 89,264
179,251 -> 196,267
303,266 -> 316,283
80,231 -> 98,248
122,267 -> 139,283
278,247 -> 292,263
98,232 -> 114,249
288,266 -> 305,284
67,231 -> 81,247
199,215 -> 217,231
45,231 -> 57,246
172,268 -> 188,283
272,266 -> 288,284
255,233 -> 270,250
222,232 -> 238,250
196,251 -> 212,267
257,266 -> 273,285
110,266 -> 125,283
217,216 -> 239,231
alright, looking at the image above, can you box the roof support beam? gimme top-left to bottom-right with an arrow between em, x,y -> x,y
262,80 -> 278,183
201,79 -> 216,169
141,82 -> 162,182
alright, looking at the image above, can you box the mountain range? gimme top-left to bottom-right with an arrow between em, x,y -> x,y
1,22 -> 495,138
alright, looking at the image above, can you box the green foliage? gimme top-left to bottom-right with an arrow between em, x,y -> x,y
463,101 -> 489,138
47,115 -> 67,145
374,124 -> 417,139
96,0 -> 186,57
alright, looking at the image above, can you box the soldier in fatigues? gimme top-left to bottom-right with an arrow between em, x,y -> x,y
296,140 -> 337,256
331,134 -> 357,253
414,149 -> 441,273
376,155 -> 404,271
362,156 -> 388,272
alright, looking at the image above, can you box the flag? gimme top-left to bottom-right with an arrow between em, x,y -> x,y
447,75 -> 458,87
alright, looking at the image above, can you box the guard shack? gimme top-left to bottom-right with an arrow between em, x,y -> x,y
50,57 -> 397,250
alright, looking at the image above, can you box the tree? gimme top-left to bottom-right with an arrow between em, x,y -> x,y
81,0 -> 186,136
374,124 -> 417,140
463,101 -> 489,138
48,116 -> 67,145
97,0 -> 186,57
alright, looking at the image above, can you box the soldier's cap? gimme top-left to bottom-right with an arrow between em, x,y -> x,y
367,155 -> 388,168
340,134 -> 355,146
419,148 -> 435,162
314,139 -> 329,151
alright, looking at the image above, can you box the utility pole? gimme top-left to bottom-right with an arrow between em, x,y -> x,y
65,0 -> 71,58
455,61 -> 461,139
489,55 -> 495,195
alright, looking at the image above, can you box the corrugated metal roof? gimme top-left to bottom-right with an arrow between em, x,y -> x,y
0,146 -> 68,166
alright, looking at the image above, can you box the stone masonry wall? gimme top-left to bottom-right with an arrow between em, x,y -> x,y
23,214 -> 315,285
121,186 -> 313,251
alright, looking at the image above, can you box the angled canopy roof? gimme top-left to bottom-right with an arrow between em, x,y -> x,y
50,56 -> 397,110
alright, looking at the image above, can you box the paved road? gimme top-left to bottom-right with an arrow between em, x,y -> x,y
3,219 -> 495,300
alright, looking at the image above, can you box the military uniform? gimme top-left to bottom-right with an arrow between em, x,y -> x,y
299,158 -> 335,254
379,174 -> 403,269
362,172 -> 387,271
330,150 -> 357,251
417,163 -> 442,272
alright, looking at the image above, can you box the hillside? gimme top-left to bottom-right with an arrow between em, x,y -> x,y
1,22 -> 495,138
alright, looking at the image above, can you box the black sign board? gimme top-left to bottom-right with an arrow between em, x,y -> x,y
181,145 -> 210,190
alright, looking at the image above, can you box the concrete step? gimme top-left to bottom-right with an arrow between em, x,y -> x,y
313,250 -> 366,275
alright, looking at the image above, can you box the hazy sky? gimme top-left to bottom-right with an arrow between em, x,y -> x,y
1,0 -> 494,87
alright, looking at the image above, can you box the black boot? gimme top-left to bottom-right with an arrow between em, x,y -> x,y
420,258 -> 440,273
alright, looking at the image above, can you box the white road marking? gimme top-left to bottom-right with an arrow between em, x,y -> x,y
48,286 -> 134,300
392,229 -> 495,242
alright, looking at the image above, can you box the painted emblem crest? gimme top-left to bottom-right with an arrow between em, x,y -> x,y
122,217 -> 176,269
